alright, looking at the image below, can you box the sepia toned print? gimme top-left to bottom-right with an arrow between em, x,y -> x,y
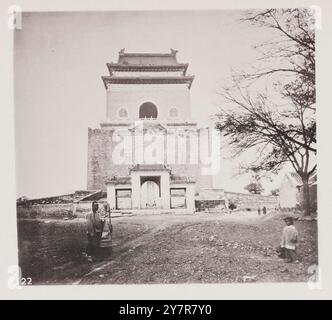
15,9 -> 317,285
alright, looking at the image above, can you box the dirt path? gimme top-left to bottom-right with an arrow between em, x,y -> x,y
18,211 -> 318,284
74,211 -> 317,284
74,221 -> 162,284
75,212 -> 274,283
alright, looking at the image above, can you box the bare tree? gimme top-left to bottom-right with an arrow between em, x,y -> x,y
239,8 -> 315,108
216,8 -> 316,216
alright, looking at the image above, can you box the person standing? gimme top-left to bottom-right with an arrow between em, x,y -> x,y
101,202 -> 112,238
280,216 -> 299,263
85,201 -> 104,262
99,202 -> 113,251
263,206 -> 267,215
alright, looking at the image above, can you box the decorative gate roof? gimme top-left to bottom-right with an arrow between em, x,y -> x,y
129,164 -> 171,172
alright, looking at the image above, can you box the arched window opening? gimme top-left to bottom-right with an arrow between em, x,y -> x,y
118,108 -> 128,118
139,102 -> 158,119
169,107 -> 178,118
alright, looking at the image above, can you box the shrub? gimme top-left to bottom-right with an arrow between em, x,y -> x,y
228,201 -> 237,211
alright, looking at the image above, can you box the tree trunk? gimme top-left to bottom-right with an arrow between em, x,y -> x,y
302,176 -> 311,216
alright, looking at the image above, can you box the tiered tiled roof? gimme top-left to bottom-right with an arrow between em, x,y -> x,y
102,49 -> 194,89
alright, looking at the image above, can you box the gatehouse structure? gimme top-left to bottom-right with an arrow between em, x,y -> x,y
87,49 -> 216,213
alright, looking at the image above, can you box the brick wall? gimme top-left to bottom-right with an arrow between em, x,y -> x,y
87,127 -> 213,191
87,128 -> 130,190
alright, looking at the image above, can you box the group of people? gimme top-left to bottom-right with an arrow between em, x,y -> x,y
257,206 -> 267,215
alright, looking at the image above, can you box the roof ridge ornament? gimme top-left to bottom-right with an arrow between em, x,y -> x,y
170,48 -> 178,56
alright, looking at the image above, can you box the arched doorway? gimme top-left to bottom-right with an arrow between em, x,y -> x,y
139,102 -> 158,119
140,179 -> 161,209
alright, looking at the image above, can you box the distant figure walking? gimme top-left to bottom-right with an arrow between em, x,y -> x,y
280,216 -> 299,263
85,201 -> 104,262
263,206 -> 267,215
257,207 -> 261,215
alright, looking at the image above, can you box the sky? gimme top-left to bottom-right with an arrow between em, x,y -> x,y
15,10 -> 288,198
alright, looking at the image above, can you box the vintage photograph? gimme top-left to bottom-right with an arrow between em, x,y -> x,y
15,8 -> 318,285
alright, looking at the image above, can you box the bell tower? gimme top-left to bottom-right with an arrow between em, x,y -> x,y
87,49 -> 213,213
100,48 -> 194,124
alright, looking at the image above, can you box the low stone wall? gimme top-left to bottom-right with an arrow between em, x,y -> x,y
225,192 -> 278,211
17,200 -> 110,219
17,203 -> 74,219
17,192 -> 278,218
73,201 -> 95,216
195,200 -> 227,212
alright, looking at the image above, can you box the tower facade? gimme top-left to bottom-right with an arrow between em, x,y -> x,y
87,49 -> 213,213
